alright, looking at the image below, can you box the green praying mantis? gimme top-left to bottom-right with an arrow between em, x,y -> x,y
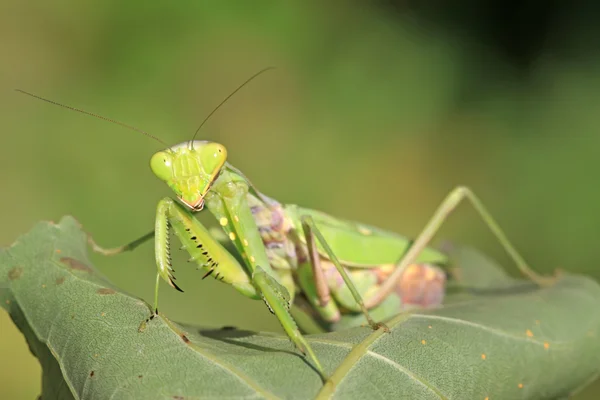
17,69 -> 557,378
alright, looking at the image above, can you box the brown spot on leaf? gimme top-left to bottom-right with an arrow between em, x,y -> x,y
181,334 -> 190,344
525,329 -> 534,337
8,267 -> 23,280
96,288 -> 116,295
138,375 -> 143,379
55,249 -> 61,254
56,277 -> 66,285
173,396 -> 185,400
60,257 -> 92,272
89,370 -> 95,377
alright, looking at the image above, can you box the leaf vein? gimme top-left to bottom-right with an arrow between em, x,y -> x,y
412,315 -> 568,346
367,351 -> 447,400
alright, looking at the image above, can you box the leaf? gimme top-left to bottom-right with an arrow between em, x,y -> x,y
2,217 -> 600,400
444,242 -> 518,289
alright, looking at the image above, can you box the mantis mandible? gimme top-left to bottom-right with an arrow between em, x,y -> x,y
17,69 -> 557,378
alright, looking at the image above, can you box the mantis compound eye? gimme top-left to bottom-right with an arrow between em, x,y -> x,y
150,151 -> 173,182
200,142 -> 227,176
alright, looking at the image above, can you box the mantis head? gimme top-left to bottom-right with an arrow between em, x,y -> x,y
150,140 -> 227,211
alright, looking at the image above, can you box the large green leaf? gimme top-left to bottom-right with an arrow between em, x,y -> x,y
2,217 -> 600,399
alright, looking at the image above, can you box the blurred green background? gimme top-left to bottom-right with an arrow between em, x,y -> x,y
2,1 -> 600,398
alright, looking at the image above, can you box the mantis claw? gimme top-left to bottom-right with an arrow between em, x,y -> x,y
534,268 -> 563,288
148,309 -> 158,321
139,309 -> 159,333
374,322 -> 390,333
360,321 -> 390,333
168,276 -> 184,292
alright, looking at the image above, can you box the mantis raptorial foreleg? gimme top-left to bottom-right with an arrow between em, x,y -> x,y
364,185 -> 559,309
300,215 -> 389,332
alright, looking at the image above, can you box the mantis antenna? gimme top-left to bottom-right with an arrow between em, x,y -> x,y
15,89 -> 169,147
189,66 -> 275,148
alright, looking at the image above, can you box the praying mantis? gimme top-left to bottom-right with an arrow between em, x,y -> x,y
17,69 -> 556,378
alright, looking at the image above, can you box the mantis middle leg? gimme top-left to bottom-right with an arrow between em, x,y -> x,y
205,180 -> 325,376
88,230 -> 155,256
300,215 -> 389,332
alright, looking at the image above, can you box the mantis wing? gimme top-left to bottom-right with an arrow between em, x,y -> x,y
285,205 -> 448,267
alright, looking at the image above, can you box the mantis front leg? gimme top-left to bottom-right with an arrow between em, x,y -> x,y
149,197 -> 259,316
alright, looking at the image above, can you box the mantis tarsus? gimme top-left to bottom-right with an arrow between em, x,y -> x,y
17,70 -> 557,379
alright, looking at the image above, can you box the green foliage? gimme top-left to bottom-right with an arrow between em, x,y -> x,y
2,217 -> 600,399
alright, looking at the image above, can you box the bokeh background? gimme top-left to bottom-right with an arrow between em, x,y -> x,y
2,1 -> 600,398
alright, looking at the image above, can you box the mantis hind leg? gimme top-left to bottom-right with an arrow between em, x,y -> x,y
364,186 -> 559,309
300,215 -> 389,332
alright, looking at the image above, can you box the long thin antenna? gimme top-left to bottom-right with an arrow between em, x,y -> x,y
190,67 -> 275,146
15,89 -> 169,147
